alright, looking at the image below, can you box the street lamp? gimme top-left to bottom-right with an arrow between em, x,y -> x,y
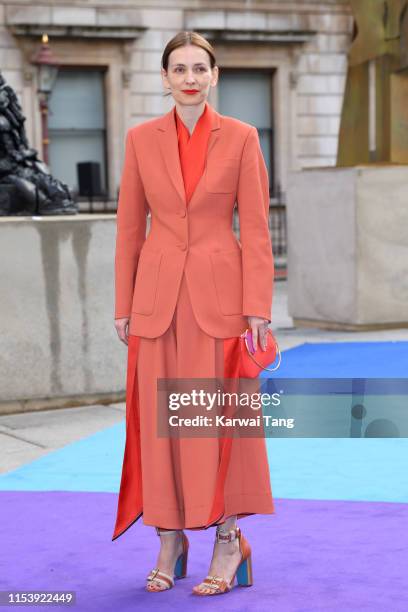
31,33 -> 59,164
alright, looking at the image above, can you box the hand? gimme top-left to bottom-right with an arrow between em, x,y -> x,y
247,316 -> 269,352
115,317 -> 129,345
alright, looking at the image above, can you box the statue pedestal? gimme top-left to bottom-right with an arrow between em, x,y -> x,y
286,165 -> 408,330
0,214 -> 124,413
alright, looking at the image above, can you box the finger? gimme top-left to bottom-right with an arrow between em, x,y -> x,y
116,325 -> 128,346
121,326 -> 128,345
257,326 -> 264,352
260,323 -> 268,351
251,325 -> 258,353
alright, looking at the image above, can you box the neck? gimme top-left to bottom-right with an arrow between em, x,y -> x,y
175,100 -> 207,134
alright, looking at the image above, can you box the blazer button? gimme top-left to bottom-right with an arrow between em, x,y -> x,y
179,243 -> 187,251
179,209 -> 186,217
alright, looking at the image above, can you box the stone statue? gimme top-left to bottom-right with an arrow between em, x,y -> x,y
337,0 -> 408,165
0,71 -> 77,215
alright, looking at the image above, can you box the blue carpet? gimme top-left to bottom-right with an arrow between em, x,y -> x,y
262,340 -> 408,378
0,342 -> 407,503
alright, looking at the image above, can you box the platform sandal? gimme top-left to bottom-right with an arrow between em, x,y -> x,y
146,528 -> 189,592
192,524 -> 253,595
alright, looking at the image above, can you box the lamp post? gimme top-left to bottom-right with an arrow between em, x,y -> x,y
31,33 -> 59,165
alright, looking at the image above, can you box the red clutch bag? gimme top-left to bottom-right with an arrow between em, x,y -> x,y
239,328 -> 281,378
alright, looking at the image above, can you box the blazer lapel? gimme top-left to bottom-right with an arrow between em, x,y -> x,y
157,103 -> 221,207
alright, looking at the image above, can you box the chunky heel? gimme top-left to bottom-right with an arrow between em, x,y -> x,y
174,536 -> 189,579
192,525 -> 253,595
236,554 -> 253,586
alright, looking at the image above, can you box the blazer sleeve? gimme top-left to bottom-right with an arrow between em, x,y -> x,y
114,128 -> 148,319
236,126 -> 274,323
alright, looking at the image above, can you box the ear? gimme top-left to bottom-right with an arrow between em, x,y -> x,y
161,68 -> 169,86
211,65 -> 219,87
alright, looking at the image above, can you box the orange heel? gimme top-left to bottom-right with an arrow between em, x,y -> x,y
146,528 -> 189,592
192,525 -> 253,595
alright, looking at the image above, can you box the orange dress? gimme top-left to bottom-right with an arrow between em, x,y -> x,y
112,102 -> 274,539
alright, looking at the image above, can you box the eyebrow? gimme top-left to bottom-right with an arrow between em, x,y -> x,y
171,62 -> 207,67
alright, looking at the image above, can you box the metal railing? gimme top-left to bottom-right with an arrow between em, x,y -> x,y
232,185 -> 287,259
79,185 -> 288,276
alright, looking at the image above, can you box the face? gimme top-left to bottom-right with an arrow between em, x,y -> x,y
161,44 -> 218,105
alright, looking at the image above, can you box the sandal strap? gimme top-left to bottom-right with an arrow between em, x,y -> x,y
146,568 -> 174,589
201,575 -> 230,592
215,525 -> 240,544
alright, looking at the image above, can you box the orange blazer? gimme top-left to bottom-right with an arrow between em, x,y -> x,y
114,103 -> 274,338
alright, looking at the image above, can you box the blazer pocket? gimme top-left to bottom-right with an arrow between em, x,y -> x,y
132,249 -> 162,315
205,158 -> 239,193
210,249 -> 243,315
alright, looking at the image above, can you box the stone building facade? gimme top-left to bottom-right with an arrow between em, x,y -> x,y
0,0 -> 353,201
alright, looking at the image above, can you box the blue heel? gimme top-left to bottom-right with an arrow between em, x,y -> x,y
174,554 -> 182,578
192,525 -> 253,596
236,555 -> 253,586
146,529 -> 189,591
174,549 -> 188,579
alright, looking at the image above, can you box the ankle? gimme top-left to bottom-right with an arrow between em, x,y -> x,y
160,538 -> 183,552
215,523 -> 239,544
156,528 -> 183,550
214,538 -> 240,556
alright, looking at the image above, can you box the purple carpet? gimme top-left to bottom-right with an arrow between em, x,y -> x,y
1,491 -> 407,611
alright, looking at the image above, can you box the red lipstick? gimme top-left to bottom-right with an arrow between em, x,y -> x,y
182,89 -> 199,94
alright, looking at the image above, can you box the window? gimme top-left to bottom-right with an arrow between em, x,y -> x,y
217,69 -> 275,194
48,68 -> 107,197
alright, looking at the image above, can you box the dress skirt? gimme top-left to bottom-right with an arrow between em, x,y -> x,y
112,270 -> 274,540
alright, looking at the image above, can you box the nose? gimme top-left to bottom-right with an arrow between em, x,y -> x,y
185,69 -> 196,84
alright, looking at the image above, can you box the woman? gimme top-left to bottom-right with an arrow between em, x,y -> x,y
112,31 -> 275,596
